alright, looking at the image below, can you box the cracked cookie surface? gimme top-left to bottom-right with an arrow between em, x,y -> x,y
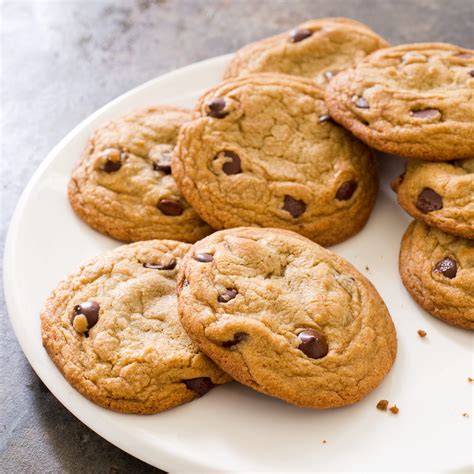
40,240 -> 230,414
176,227 -> 397,409
68,106 -> 213,243
172,74 -> 378,247
325,43 -> 474,160
399,220 -> 474,329
392,159 -> 474,239
224,18 -> 388,88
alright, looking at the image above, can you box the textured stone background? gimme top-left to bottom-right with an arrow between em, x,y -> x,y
1,0 -> 472,472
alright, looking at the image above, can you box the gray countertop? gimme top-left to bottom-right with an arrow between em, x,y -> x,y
1,1 -> 472,472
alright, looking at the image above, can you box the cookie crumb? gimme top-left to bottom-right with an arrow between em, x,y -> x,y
462,413 -> 469,418
376,399 -> 389,411
468,377 -> 473,383
389,405 -> 399,414
322,440 -> 327,444
417,329 -> 427,337
365,265 -> 369,271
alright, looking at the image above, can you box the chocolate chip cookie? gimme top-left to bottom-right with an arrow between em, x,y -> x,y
392,159 -> 474,239
224,18 -> 388,88
326,43 -> 474,160
399,220 -> 474,330
172,74 -> 378,247
176,227 -> 397,409
68,106 -> 213,243
41,240 -> 230,414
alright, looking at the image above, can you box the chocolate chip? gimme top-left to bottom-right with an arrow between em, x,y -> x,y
207,98 -> 228,118
221,151 -> 242,175
469,70 -> 474,77
336,180 -> 358,200
218,288 -> 238,303
411,109 -> 440,119
416,188 -> 443,213
153,154 -> 172,174
283,195 -> 306,218
102,159 -> 122,173
433,257 -> 458,279
100,149 -> 125,173
289,28 -> 313,43
222,332 -> 247,348
184,377 -> 214,396
143,260 -> 176,270
298,329 -> 328,359
355,97 -> 369,109
319,114 -> 333,123
72,301 -> 100,333
157,199 -> 183,216
193,253 -> 213,262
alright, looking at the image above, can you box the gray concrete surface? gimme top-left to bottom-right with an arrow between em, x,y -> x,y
1,0 -> 472,472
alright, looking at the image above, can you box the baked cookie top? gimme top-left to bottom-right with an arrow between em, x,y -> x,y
399,220 -> 474,329
224,17 -> 388,88
172,74 -> 378,247
392,158 -> 474,239
41,240 -> 230,414
325,43 -> 474,160
68,106 -> 213,243
176,227 -> 397,409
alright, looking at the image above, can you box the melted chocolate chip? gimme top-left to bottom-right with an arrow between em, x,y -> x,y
102,159 -> 122,173
283,195 -> 306,218
355,97 -> 369,109
207,97 -> 229,118
411,109 -> 440,119
157,199 -> 184,216
416,188 -> 443,213
298,329 -> 328,359
469,70 -> 474,77
73,301 -> 100,329
336,180 -> 358,200
218,288 -> 238,303
193,253 -> 214,262
221,151 -> 242,175
143,260 -> 177,270
289,28 -> 313,43
184,377 -> 214,396
153,153 -> 172,174
222,332 -> 247,348
319,114 -> 333,123
433,257 -> 458,279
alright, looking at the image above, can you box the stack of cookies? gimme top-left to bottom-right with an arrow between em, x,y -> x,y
41,17 -> 473,415
324,43 -> 474,330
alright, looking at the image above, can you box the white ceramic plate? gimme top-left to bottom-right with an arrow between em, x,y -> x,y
4,55 -> 473,473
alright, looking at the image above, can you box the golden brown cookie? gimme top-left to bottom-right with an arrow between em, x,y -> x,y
68,106 -> 213,243
399,220 -> 474,330
176,227 -> 397,409
172,74 -> 378,247
224,18 -> 388,88
41,240 -> 230,414
326,43 -> 474,160
392,159 -> 474,239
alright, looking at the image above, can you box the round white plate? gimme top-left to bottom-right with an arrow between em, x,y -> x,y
4,55 -> 473,473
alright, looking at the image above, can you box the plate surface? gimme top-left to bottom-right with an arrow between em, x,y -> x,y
4,55 -> 473,473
